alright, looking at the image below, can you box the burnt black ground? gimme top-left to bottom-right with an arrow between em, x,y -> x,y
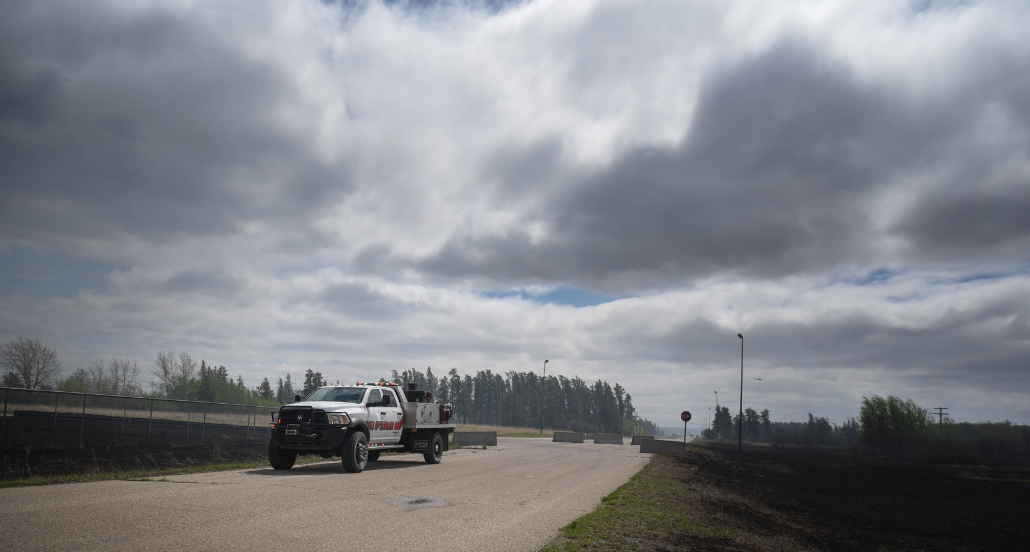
690,442 -> 1030,552
1,414 -> 268,478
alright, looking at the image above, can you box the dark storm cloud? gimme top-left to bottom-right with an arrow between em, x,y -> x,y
418,39 -> 1030,291
316,281 -> 407,319
0,2 -> 351,251
895,185 -> 1030,252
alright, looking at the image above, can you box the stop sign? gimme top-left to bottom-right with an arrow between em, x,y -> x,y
681,411 -> 691,422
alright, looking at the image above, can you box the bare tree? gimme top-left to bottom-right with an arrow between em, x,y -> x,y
108,357 -> 142,396
150,350 -> 176,397
63,357 -> 143,395
0,336 -> 63,389
150,350 -> 197,399
86,358 -> 107,390
175,351 -> 197,391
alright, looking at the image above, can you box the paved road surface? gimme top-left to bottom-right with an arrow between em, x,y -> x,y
0,438 -> 652,552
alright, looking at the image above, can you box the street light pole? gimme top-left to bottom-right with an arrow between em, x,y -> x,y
713,391 -> 718,438
737,333 -> 743,454
540,359 -> 548,435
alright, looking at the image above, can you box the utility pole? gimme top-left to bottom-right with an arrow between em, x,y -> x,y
933,407 -> 949,437
540,360 -> 548,435
713,391 -> 718,439
737,333 -> 744,454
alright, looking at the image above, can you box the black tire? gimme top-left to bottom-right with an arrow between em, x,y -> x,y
367,450 -> 381,462
341,431 -> 368,473
268,442 -> 297,470
424,432 -> 443,464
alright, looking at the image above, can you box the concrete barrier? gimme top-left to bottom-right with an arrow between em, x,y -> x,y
583,433 -> 594,441
593,433 -> 624,445
630,435 -> 655,445
640,439 -> 686,454
552,432 -> 585,443
453,431 -> 497,446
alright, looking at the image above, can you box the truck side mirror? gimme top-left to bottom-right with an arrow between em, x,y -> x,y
294,394 -> 302,402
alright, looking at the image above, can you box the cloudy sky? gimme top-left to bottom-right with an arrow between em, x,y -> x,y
2,0 -> 1029,427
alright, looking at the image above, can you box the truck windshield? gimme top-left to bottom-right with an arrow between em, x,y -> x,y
305,387 -> 366,403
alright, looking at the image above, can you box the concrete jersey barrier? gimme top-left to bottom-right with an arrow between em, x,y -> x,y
630,435 -> 655,445
593,433 -> 624,445
582,433 -> 594,441
640,439 -> 685,454
453,431 -> 498,446
552,432 -> 585,443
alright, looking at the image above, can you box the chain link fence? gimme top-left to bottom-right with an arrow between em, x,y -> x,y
0,387 -> 278,451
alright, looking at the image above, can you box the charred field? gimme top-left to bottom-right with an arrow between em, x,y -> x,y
547,442 -> 1030,551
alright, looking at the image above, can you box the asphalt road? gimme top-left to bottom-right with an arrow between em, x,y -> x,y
0,437 -> 653,552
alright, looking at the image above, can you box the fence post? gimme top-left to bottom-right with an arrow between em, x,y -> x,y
148,398 -> 154,440
79,393 -> 87,448
122,396 -> 128,433
53,391 -> 59,430
1,388 -> 8,447
246,408 -> 251,441
187,404 -> 191,439
201,403 -> 207,445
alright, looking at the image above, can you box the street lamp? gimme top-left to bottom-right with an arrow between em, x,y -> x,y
713,391 -> 718,438
540,359 -> 548,435
737,333 -> 743,454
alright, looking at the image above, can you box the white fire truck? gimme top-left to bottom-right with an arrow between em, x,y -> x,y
268,382 -> 456,473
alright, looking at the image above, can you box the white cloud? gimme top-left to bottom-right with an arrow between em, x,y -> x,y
1,0 -> 1029,425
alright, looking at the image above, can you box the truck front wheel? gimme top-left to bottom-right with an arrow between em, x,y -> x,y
341,431 -> 369,473
424,432 -> 443,465
367,450 -> 381,462
268,442 -> 297,470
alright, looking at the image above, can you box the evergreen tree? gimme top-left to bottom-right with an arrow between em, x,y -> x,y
256,377 -> 273,400
275,374 -> 295,404
301,369 -> 324,398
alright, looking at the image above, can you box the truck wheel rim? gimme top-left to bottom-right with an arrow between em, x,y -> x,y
357,442 -> 367,463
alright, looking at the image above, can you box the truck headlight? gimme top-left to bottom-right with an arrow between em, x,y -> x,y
327,413 -> 350,425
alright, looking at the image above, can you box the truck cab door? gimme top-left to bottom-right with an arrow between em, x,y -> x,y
365,388 -> 386,444
366,388 -> 404,444
382,389 -> 403,443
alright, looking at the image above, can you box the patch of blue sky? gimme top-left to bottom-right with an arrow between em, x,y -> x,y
886,294 -> 925,304
0,248 -> 115,299
927,264 -> 1030,286
327,0 -> 524,13
854,268 -> 899,286
481,286 -> 622,308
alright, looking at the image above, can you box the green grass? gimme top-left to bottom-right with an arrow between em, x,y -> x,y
455,424 -> 555,438
0,455 -> 326,488
544,452 -> 738,551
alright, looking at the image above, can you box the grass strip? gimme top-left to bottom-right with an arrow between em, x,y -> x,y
544,451 -> 737,552
455,424 -> 555,438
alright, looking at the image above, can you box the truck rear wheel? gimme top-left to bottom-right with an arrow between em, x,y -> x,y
367,450 -> 381,462
341,431 -> 368,473
424,432 -> 443,465
268,442 -> 297,470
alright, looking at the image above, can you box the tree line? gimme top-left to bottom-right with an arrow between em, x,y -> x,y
700,394 -> 1028,464
384,366 -> 660,435
0,337 -> 660,434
